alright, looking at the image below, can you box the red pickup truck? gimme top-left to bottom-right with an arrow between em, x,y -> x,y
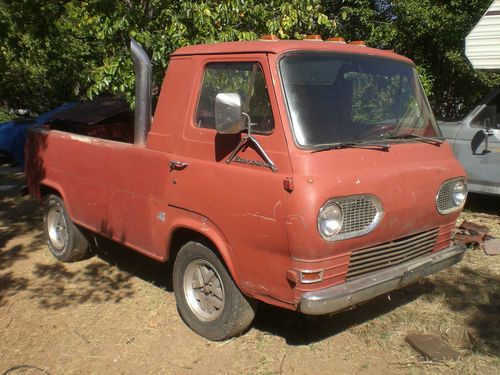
26,37 -> 468,341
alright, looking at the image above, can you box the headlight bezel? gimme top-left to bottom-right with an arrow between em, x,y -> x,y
436,177 -> 468,215
317,195 -> 384,241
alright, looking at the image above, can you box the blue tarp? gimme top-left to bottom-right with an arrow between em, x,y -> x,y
0,103 -> 76,167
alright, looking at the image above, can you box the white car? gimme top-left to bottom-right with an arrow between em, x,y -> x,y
439,88 -> 500,196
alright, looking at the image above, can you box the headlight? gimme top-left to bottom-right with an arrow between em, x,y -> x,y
436,178 -> 467,214
318,202 -> 343,239
317,195 -> 383,241
452,180 -> 467,206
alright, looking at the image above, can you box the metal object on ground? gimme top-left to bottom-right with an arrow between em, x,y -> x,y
405,332 -> 460,361
454,220 -> 492,247
459,220 -> 490,236
484,238 -> 500,255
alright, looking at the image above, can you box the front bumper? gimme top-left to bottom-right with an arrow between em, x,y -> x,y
300,244 -> 467,315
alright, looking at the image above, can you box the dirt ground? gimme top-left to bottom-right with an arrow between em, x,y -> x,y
1,162 -> 499,375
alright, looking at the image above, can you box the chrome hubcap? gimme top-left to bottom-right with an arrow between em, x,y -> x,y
47,205 -> 68,251
183,260 -> 225,321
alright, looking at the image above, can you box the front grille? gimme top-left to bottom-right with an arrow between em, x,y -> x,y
346,228 -> 439,281
338,198 -> 378,235
436,181 -> 456,214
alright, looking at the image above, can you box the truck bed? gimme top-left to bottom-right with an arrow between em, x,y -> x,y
46,98 -> 135,143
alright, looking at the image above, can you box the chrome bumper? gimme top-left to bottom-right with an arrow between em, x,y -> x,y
299,244 -> 467,315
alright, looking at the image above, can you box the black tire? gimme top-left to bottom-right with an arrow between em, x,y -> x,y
173,241 -> 256,341
43,194 -> 90,262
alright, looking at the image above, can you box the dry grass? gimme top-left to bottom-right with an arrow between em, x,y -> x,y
1,164 -> 499,374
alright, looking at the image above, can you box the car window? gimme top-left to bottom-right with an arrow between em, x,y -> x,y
195,62 -> 274,133
471,93 -> 500,129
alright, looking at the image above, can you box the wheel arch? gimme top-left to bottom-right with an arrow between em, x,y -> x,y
36,181 -> 79,222
166,213 -> 243,289
34,180 -> 67,201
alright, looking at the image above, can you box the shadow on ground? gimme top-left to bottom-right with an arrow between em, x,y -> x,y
252,280 -> 434,346
432,264 -> 500,356
92,235 -> 173,291
0,249 -> 136,309
0,164 -> 43,251
465,193 -> 500,215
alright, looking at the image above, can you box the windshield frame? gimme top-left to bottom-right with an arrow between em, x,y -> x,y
277,51 -> 442,150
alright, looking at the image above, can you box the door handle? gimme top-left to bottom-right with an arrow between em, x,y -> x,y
169,160 -> 189,170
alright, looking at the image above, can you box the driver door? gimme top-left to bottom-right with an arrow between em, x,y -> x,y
454,91 -> 500,195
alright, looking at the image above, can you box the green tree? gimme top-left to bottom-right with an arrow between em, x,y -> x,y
321,0 -> 500,118
0,0 -> 335,112
1,0 -> 499,119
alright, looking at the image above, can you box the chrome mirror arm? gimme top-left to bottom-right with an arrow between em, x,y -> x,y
225,112 -> 278,172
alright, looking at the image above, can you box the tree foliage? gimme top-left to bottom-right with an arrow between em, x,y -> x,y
1,0 -> 499,119
323,0 -> 500,118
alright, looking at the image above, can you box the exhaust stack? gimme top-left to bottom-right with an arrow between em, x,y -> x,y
130,38 -> 152,145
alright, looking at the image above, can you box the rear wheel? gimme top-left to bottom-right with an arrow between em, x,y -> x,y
43,194 -> 89,262
173,241 -> 255,341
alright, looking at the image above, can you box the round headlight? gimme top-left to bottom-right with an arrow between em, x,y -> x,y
452,180 -> 467,206
318,203 -> 343,238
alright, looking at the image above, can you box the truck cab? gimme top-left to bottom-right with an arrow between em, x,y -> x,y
26,38 -> 467,341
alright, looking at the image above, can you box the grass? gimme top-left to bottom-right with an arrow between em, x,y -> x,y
346,204 -> 500,374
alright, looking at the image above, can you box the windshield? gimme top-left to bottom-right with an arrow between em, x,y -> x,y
279,52 -> 440,147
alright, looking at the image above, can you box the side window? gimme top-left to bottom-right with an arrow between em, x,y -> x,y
471,93 -> 500,129
195,62 -> 274,133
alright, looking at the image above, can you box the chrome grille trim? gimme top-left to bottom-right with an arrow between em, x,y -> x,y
436,178 -> 467,215
346,228 -> 439,281
320,195 -> 383,241
338,198 -> 378,235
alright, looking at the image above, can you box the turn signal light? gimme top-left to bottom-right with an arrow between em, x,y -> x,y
326,37 -> 346,44
304,34 -> 323,41
260,34 -> 279,41
349,40 -> 367,46
299,270 -> 324,284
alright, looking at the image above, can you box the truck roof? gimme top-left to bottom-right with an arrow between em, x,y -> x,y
172,40 -> 414,65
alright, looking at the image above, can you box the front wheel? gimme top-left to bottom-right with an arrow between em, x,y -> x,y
173,241 -> 256,341
43,194 -> 90,262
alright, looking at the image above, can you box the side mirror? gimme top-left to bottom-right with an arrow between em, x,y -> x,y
482,105 -> 496,130
215,93 -> 245,134
484,117 -> 491,130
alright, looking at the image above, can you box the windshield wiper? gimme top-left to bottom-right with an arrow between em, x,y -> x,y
386,133 -> 444,146
312,141 -> 391,153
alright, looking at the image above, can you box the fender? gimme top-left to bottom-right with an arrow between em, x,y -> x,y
166,206 -> 244,289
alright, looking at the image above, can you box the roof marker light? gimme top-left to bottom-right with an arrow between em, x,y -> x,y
349,40 -> 367,46
304,34 -> 323,41
326,37 -> 346,44
260,34 -> 279,41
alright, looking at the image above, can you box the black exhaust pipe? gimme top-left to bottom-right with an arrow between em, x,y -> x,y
130,38 -> 152,145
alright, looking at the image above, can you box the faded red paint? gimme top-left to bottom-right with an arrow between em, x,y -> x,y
25,40 -> 465,311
